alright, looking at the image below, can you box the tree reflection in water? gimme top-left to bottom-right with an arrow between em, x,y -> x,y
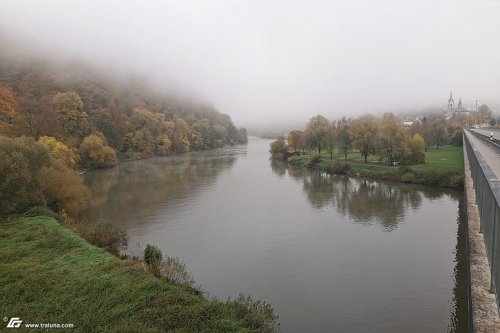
270,160 -> 461,231
80,147 -> 245,225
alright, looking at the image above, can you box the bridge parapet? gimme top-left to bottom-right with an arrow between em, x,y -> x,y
464,130 -> 500,324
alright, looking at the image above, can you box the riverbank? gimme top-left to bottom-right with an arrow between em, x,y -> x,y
0,215 -> 277,332
280,145 -> 464,189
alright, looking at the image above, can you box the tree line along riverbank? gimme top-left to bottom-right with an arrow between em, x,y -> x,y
269,113 -> 465,189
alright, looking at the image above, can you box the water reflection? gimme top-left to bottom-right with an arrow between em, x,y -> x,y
447,198 -> 469,333
271,160 -> 461,231
80,146 -> 245,225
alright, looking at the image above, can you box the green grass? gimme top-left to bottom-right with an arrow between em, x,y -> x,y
0,216 -> 277,332
411,146 -> 464,174
285,145 -> 464,188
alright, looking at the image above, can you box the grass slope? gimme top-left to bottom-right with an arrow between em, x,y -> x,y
0,216 -> 275,332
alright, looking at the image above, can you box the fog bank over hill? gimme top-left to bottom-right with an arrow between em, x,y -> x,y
1,0 -> 499,128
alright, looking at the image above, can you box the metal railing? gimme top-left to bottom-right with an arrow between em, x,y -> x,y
464,129 -> 500,314
469,129 -> 500,153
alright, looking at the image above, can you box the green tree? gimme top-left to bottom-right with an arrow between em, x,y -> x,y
144,244 -> 163,277
350,115 -> 379,163
422,114 -> 448,149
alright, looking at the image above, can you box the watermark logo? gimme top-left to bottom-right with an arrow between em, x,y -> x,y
3,316 -> 74,329
6,317 -> 22,328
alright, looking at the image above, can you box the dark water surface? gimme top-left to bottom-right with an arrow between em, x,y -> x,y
81,137 -> 468,332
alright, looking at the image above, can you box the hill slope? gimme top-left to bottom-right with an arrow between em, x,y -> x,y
0,215 -> 276,332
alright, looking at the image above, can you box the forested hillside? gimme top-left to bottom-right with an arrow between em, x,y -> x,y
0,55 -> 247,162
0,54 -> 247,216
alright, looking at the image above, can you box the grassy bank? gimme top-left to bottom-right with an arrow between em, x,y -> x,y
285,145 -> 464,188
0,215 -> 277,332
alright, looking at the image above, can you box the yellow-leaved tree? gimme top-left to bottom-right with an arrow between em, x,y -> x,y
38,136 -> 79,168
79,133 -> 118,169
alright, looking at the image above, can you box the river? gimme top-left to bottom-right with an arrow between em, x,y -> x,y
81,137 -> 468,332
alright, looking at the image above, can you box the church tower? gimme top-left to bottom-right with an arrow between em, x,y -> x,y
448,91 -> 454,109
457,98 -> 463,111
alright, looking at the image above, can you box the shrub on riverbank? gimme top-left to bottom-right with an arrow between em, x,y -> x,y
70,221 -> 127,257
0,215 -> 279,332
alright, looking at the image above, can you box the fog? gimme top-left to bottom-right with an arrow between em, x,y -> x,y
1,0 -> 499,128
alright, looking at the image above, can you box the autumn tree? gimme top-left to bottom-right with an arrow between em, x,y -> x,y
405,133 -> 426,164
39,160 -> 89,215
0,135 -> 88,215
325,121 -> 337,159
0,87 -> 17,135
350,115 -> 379,163
269,135 -> 288,156
172,118 -> 191,152
337,117 -> 352,160
377,113 -> 407,165
79,133 -> 118,169
287,130 -> 303,152
52,92 -> 89,139
305,115 -> 329,154
38,136 -> 79,168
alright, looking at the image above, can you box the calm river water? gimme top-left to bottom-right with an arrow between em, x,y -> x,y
81,137 -> 468,332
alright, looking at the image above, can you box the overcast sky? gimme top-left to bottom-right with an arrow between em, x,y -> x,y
1,0 -> 499,127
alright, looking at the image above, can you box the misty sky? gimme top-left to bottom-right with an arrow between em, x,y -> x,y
1,0 -> 499,127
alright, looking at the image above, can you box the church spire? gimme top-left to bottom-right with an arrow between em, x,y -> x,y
458,98 -> 463,110
448,91 -> 454,109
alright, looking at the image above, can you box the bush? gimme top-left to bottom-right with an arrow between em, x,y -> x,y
160,256 -> 196,288
144,244 -> 163,276
327,160 -> 351,174
230,294 -> 280,331
400,172 -> 418,182
269,136 -> 288,156
423,171 -> 448,186
402,152 -> 425,165
23,206 -> 65,222
449,174 -> 464,188
39,160 -> 89,216
72,221 -> 127,256
307,154 -> 321,168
